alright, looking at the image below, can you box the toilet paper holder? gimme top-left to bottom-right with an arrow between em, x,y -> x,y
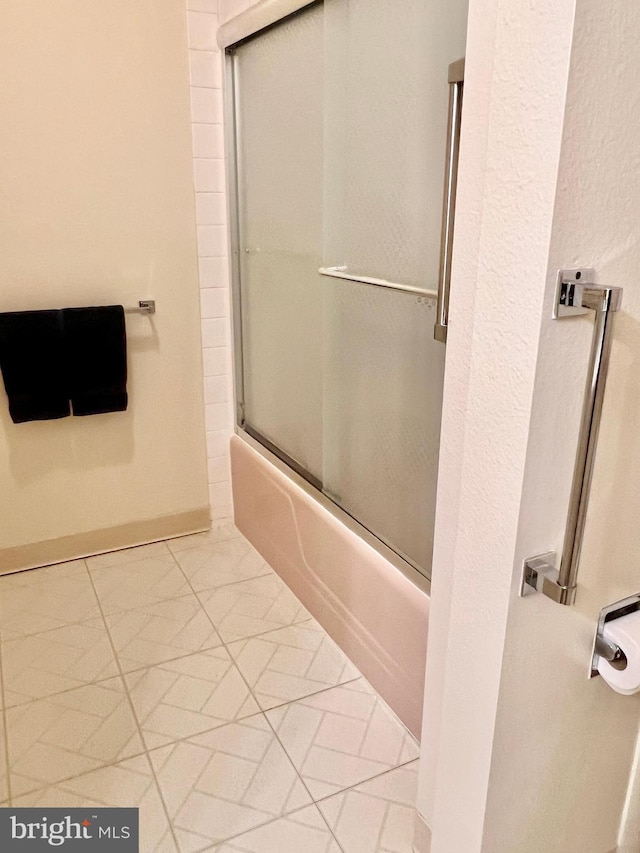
590,593 -> 640,678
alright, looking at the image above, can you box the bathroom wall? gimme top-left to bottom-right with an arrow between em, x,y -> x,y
483,1 -> 640,848
420,0 -> 640,850
186,0 -> 234,520
220,0 -> 255,22
0,0 -> 210,562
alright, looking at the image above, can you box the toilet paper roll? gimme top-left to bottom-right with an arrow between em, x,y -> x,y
597,610 -> 640,695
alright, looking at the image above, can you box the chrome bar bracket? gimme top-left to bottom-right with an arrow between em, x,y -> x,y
589,594 -> 640,678
520,551 -> 558,597
124,300 -> 156,315
552,268 -> 594,319
521,269 -> 623,605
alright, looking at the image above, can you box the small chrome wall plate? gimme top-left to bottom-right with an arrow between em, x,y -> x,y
553,268 -> 595,319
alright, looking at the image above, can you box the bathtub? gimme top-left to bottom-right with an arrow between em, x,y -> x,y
230,432 -> 430,739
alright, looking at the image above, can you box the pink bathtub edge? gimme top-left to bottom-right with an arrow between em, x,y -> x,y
230,434 -> 429,739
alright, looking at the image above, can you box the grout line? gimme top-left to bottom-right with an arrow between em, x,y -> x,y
166,534 -> 242,556
182,567 -> 275,595
312,758 -> 420,806
96,640 -> 226,681
315,790 -> 347,852
262,695 -> 323,808
164,544 -> 265,710
155,709 -> 334,850
301,757 -> 422,808
261,683 -> 421,814
2,670 -> 136,712
0,636 -> 13,806
0,613 -> 112,645
161,543 -> 369,828
83,560 -> 181,852
0,543 -> 310,710
198,801 -> 342,851
2,533 -> 417,847
142,707 -> 265,759
251,676 -> 363,716
8,746 -> 153,804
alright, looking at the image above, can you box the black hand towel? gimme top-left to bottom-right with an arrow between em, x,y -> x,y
63,305 -> 128,416
0,310 -> 71,423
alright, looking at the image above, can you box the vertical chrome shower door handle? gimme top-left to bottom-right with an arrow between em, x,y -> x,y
434,57 -> 464,343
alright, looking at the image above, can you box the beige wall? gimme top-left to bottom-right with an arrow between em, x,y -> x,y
0,0 -> 209,553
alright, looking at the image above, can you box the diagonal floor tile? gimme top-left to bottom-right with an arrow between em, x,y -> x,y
13,754 -> 176,852
198,575 -> 310,643
318,762 -> 419,852
125,649 -> 259,749
167,522 -> 242,554
173,538 -> 273,592
2,618 -> 119,706
6,676 -> 144,797
86,541 -> 172,570
89,555 -> 191,615
0,561 -> 100,640
210,805 -> 342,852
105,595 -> 222,673
149,714 -> 311,850
227,620 -> 361,710
266,680 -> 419,800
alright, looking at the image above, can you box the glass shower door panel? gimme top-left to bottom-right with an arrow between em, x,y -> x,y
323,0 -> 467,289
235,5 -> 324,480
322,281 -> 445,573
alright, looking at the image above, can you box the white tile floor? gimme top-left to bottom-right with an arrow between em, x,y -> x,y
0,521 -> 420,852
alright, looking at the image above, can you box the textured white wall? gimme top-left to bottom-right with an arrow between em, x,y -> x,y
422,1 -> 640,851
484,2 -> 640,850
418,0 -> 580,848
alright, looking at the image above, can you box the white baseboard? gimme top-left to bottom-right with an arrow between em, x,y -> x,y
0,507 -> 211,574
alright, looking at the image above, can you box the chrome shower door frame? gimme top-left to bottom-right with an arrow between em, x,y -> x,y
221,0 -> 322,434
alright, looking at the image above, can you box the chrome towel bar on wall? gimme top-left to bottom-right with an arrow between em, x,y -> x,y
521,269 -> 623,605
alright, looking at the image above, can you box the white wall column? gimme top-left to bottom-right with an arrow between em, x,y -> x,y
420,1 -> 640,851
417,0 -> 578,848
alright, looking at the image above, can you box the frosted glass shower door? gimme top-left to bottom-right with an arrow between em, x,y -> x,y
322,283 -> 445,574
233,4 -> 324,483
229,0 -> 467,578
320,0 -> 462,572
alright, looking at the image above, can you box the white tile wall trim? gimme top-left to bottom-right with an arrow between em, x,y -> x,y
186,0 -> 234,521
